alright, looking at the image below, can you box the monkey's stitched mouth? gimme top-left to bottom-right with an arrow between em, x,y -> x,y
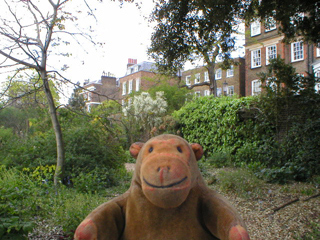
143,176 -> 188,189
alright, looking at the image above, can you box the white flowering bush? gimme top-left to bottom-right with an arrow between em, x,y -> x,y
123,92 -> 168,137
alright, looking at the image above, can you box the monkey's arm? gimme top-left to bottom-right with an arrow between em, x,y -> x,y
74,193 -> 127,240
201,190 -> 250,240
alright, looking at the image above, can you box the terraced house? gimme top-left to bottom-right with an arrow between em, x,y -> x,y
245,16 -> 320,96
181,57 -> 246,97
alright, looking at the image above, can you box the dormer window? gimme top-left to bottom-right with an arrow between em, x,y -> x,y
195,73 -> 200,84
251,20 -> 261,36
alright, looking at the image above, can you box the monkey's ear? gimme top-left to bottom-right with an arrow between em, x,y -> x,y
190,143 -> 203,161
129,142 -> 144,159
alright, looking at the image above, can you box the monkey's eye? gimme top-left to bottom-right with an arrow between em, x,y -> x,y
177,146 -> 182,153
149,147 -> 153,153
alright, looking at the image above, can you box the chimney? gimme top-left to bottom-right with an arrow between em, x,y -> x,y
127,58 -> 137,69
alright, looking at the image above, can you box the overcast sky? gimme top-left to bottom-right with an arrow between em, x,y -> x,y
64,1 -> 155,83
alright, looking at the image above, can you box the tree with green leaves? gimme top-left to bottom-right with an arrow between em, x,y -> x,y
245,0 -> 320,44
148,0 -> 244,96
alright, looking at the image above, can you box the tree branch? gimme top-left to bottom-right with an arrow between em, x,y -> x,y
0,49 -> 39,70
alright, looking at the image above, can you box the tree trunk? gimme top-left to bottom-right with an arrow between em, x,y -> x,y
40,70 -> 65,185
207,62 -> 217,97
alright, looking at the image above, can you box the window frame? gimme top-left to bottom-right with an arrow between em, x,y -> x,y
291,41 -> 304,62
136,78 -> 140,91
186,75 -> 191,86
122,82 -> 127,95
194,73 -> 201,84
215,68 -> 222,80
251,20 -> 261,36
226,65 -> 234,77
266,44 -> 277,65
217,87 -> 222,97
128,80 -> 133,94
227,85 -> 234,96
251,49 -> 262,68
252,79 -> 262,95
317,48 -> 320,57
204,71 -> 209,82
194,91 -> 201,98
265,16 -> 277,32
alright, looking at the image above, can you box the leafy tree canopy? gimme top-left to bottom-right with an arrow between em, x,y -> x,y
148,0 -> 244,75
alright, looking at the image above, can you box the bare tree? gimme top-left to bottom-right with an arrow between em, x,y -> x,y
0,0 -> 93,185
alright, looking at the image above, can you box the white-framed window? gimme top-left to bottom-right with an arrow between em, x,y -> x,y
228,86 -> 234,96
136,78 -> 140,91
215,68 -> 222,79
251,49 -> 261,68
128,98 -> 132,106
315,71 -> 320,93
204,71 -> 209,82
217,88 -> 222,97
291,41 -> 304,62
134,65 -> 139,72
266,77 -> 278,92
186,75 -> 191,86
122,82 -> 127,95
265,16 -> 277,32
315,83 -> 320,93
317,48 -> 320,57
204,90 -> 210,96
252,79 -> 261,95
251,20 -> 261,36
226,65 -> 234,77
128,80 -> 133,94
266,45 -> 277,65
194,91 -> 201,98
195,73 -> 200,84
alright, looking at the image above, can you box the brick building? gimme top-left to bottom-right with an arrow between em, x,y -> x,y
181,57 -> 246,97
119,59 -> 159,105
245,18 -> 320,96
82,72 -> 118,111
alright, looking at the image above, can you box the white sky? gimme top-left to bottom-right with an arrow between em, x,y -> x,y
63,0 -> 155,83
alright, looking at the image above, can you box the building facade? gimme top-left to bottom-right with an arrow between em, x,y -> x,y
181,58 -> 246,97
119,59 -> 159,105
245,18 -> 320,96
82,72 -> 118,111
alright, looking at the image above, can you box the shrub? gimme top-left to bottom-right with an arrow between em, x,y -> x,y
215,168 -> 264,198
0,168 -> 37,239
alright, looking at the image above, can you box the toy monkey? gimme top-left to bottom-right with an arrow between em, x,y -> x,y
74,134 -> 250,240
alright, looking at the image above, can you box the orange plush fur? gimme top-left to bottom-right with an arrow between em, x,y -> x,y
74,134 -> 250,240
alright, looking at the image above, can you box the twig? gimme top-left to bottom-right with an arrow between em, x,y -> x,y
271,193 -> 320,213
303,193 -> 320,202
272,198 -> 299,212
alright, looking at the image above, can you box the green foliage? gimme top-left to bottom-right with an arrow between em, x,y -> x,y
206,150 -> 233,168
0,168 -> 37,238
0,107 -> 127,186
173,88 -> 320,183
72,166 -> 131,194
173,95 -> 260,158
149,0 -> 244,75
148,82 -> 191,114
215,168 -> 263,198
0,166 -> 109,238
